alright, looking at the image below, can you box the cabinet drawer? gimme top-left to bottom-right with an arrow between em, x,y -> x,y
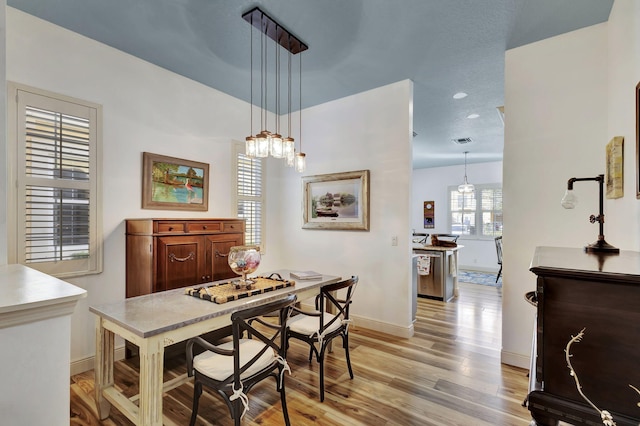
157,222 -> 185,233
223,222 -> 244,233
187,221 -> 223,233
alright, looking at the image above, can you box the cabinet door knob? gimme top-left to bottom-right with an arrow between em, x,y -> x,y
168,226 -> 173,231
202,225 -> 207,229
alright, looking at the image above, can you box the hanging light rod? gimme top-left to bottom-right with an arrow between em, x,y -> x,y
242,7 -> 308,55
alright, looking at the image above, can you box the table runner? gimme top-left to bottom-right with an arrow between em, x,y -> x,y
185,275 -> 295,304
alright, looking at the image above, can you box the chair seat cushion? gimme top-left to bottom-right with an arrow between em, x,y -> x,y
288,311 -> 341,336
193,339 -> 275,381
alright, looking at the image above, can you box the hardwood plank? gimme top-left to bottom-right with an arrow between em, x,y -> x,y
71,282 -> 533,425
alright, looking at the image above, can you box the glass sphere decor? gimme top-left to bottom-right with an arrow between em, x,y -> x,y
227,245 -> 261,289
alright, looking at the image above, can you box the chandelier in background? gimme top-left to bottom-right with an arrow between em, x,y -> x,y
457,151 -> 475,193
242,7 -> 308,172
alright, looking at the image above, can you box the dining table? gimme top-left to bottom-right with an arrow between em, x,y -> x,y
90,270 -> 340,426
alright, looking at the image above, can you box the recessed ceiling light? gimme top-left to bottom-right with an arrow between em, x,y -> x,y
453,92 -> 468,99
467,113 -> 480,119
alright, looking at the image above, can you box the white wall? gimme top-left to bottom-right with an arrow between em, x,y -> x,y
5,8 -> 415,371
412,161 -> 503,272
262,80 -> 415,337
6,8 -> 250,368
502,0 -> 640,368
0,1 -> 7,266
605,0 -> 640,248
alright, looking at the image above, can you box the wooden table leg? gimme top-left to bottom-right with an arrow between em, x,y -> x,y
138,336 -> 165,426
94,317 -> 114,420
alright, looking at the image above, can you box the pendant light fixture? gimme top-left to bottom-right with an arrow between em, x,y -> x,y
294,52 -> 306,173
255,20 -> 270,158
242,7 -> 308,171
245,12 -> 257,157
458,151 -> 475,193
283,39 -> 295,167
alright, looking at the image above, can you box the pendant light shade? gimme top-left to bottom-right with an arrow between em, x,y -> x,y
295,152 -> 306,173
458,151 -> 475,193
245,136 -> 257,157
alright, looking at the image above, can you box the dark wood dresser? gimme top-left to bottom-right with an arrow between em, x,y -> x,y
528,246 -> 640,426
124,218 -> 245,358
125,218 -> 244,298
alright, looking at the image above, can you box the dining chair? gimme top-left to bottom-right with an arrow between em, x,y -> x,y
495,236 -> 503,283
286,275 -> 358,402
185,294 -> 297,426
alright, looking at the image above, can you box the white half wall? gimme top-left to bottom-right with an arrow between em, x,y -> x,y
412,161 -> 503,272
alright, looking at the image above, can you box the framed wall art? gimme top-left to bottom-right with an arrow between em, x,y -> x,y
142,152 -> 209,211
605,136 -> 624,199
302,170 -> 370,230
423,201 -> 435,228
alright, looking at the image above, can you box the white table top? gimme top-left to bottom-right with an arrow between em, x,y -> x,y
90,270 -> 340,338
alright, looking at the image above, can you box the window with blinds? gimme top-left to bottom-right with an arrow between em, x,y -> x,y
10,83 -> 103,277
234,143 -> 265,247
448,184 -> 502,238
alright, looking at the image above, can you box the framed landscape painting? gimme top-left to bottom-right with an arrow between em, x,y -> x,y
142,152 -> 209,211
302,170 -> 370,230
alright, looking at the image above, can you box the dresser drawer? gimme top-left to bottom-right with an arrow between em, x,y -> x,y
186,221 -> 223,233
223,221 -> 244,233
156,222 -> 185,233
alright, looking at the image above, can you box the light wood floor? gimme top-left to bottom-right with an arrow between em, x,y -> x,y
70,282 -> 533,425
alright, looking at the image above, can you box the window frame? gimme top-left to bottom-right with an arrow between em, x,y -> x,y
8,82 -> 103,277
447,183 -> 502,240
232,141 -> 266,251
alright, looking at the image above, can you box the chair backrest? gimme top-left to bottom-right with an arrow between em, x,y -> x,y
495,236 -> 503,264
230,294 -> 297,384
318,276 -> 358,333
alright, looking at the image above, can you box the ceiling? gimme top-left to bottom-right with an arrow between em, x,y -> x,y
8,0 -> 613,169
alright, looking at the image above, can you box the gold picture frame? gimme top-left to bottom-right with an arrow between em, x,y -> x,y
606,136 -> 624,199
142,152 -> 209,211
302,170 -> 370,230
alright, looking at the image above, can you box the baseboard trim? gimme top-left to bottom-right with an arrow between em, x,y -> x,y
350,313 -> 414,338
299,302 -> 414,339
459,266 -> 499,274
71,345 -> 126,376
501,349 -> 530,369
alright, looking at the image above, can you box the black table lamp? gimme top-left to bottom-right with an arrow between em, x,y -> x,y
561,174 -> 619,253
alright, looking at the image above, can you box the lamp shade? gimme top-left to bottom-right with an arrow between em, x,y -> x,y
458,181 -> 475,193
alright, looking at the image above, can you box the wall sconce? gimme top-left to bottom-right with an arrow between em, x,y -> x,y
561,174 -> 619,253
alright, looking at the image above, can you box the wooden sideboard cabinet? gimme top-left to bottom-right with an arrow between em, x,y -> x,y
527,246 -> 640,426
125,218 -> 245,298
